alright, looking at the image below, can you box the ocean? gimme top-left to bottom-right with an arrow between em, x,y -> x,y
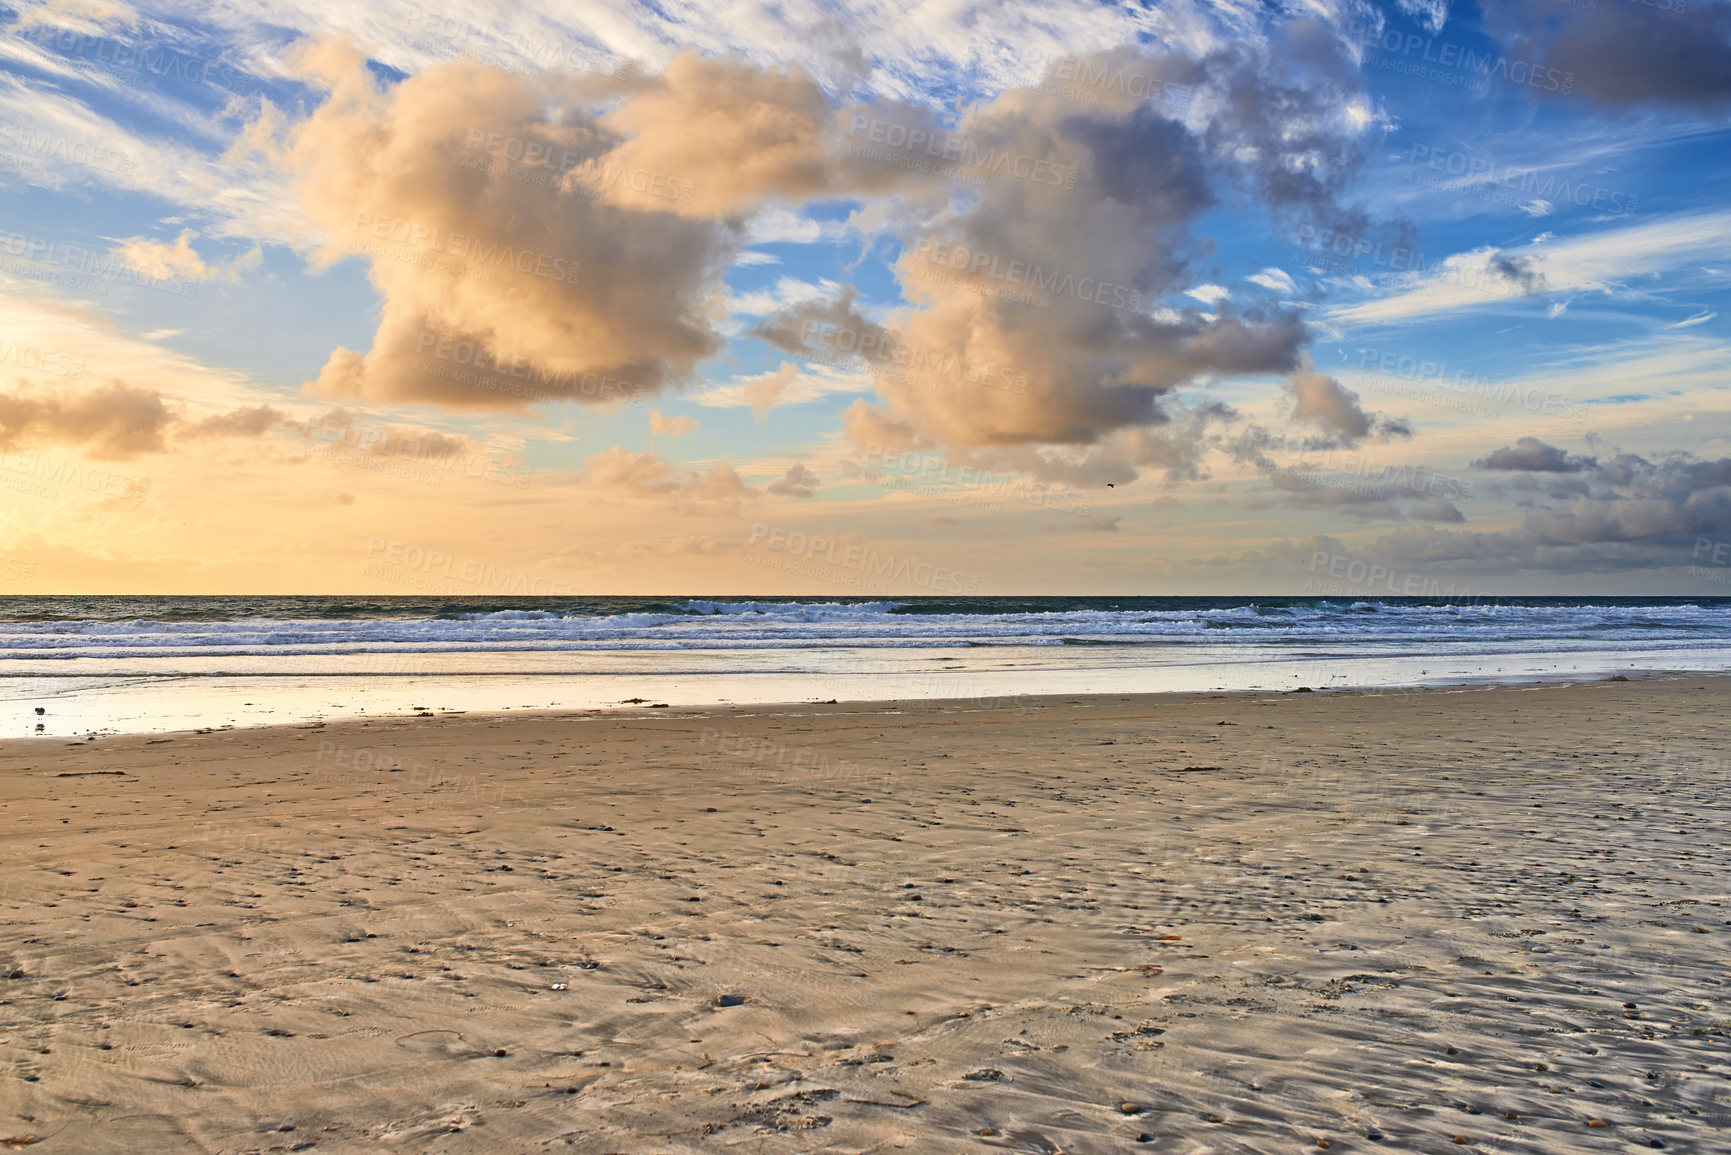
3,594 -> 1730,736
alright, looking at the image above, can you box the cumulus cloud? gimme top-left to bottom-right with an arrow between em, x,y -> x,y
283,409 -> 478,463
1482,0 -> 1731,109
113,229 -> 262,282
1289,369 -> 1372,440
0,382 -> 284,459
581,446 -> 759,515
1473,437 -> 1597,473
745,362 -> 803,422
649,409 -> 697,438
1286,368 -> 1407,444
253,18 -> 1385,479
180,404 -> 286,439
599,54 -> 900,217
766,463 -> 820,497
1278,450 -> 1731,575
1267,476 -> 1466,524
0,380 -> 172,459
256,41 -> 764,411
252,36 -> 974,414
750,24 -> 1381,485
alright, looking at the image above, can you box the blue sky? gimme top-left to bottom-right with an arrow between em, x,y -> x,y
1,0 -> 1729,594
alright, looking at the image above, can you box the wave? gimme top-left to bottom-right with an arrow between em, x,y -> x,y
0,596 -> 1725,665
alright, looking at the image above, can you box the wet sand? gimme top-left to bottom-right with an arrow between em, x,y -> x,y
2,676 -> 1728,1152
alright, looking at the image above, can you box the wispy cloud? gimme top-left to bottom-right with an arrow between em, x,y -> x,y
1333,211 -> 1731,326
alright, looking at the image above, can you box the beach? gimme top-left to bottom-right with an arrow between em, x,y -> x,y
2,676 -> 1728,1152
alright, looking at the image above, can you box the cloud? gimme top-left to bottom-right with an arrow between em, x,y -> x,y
1481,0 -> 1731,109
181,404 -> 285,439
649,409 -> 697,438
0,380 -> 291,460
255,17 -> 1383,462
744,363 -> 802,422
1487,253 -> 1547,296
112,229 -> 262,282
752,26 -> 1380,484
1666,310 -> 1717,330
1473,437 -> 1597,473
581,446 -> 759,515
259,41 -> 776,411
0,380 -> 172,459
1291,450 -> 1731,575
1257,458 -> 1466,523
599,54 -> 888,217
1287,368 -> 1403,443
1334,212 -> 1731,325
688,358 -> 872,412
766,463 -> 820,497
1042,515 -> 1121,533
1248,268 -> 1296,294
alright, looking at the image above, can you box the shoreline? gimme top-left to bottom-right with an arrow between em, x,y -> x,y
3,677 -> 1728,1151
7,661 -> 1723,742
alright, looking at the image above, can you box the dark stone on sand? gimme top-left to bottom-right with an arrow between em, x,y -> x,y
963,1069 -> 1005,1081
1292,687 -> 1313,693
714,994 -> 746,1007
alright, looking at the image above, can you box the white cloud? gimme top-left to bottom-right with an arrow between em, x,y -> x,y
649,409 -> 697,437
1333,211 -> 1731,326
725,275 -> 848,318
744,205 -> 856,246
687,360 -> 873,410
1248,268 -> 1295,294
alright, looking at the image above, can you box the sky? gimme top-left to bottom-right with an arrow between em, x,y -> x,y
0,0 -> 1729,596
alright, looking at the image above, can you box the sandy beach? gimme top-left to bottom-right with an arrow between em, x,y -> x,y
2,676 -> 1727,1153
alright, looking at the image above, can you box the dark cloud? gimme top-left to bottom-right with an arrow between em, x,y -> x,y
1261,468 -> 1465,523
1281,450 -> 1731,574
1487,254 -> 1547,296
1481,0 -> 1731,109
1473,437 -> 1596,473
767,463 -> 820,497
